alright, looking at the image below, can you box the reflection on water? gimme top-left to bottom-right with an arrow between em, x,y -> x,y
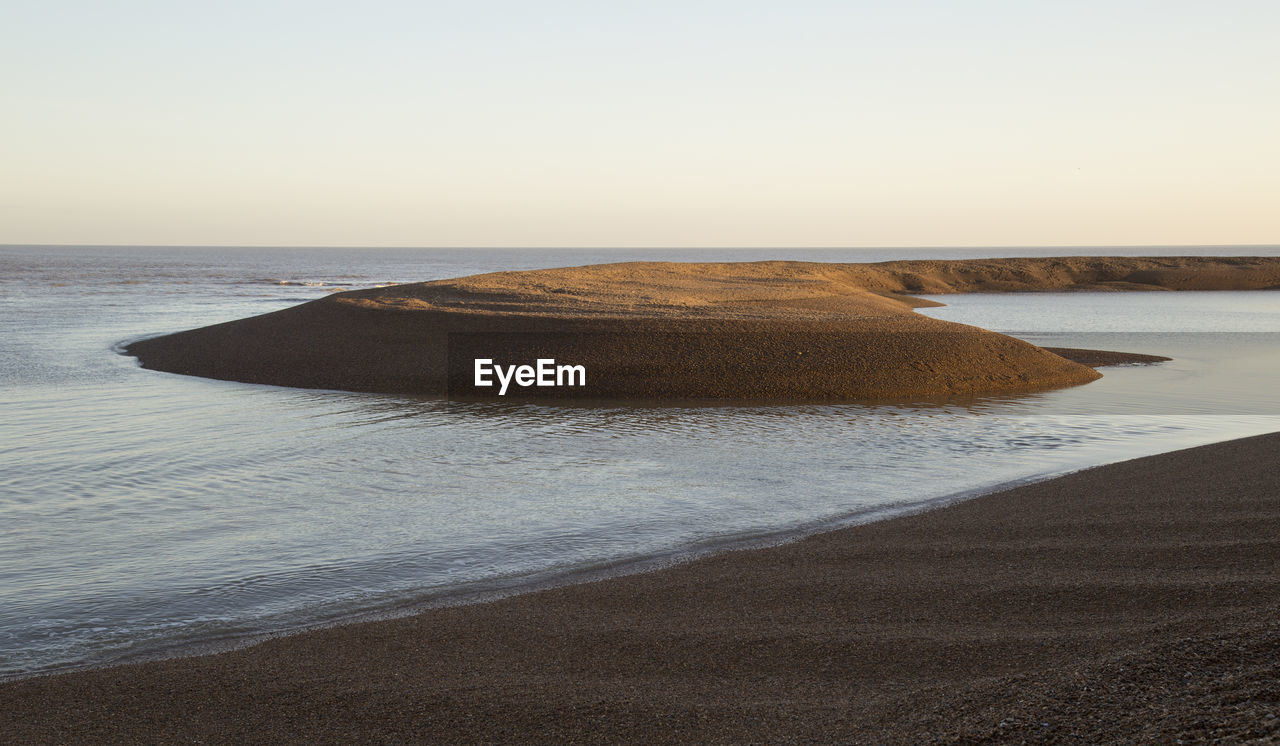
917,292 -> 1280,415
1,248 -> 1278,678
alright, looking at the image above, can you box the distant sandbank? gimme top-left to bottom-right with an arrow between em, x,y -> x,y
126,256 -> 1279,400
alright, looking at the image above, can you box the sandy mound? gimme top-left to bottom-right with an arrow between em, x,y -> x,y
126,256 -> 1276,400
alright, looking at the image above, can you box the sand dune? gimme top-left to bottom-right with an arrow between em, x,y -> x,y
126,256 -> 1278,400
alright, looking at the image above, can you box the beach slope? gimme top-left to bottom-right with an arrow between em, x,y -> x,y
3,432 -> 1278,742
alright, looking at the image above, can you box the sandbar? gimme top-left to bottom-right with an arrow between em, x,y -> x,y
126,256 -> 1280,400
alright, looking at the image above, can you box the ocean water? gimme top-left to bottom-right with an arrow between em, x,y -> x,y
1,245 -> 1278,679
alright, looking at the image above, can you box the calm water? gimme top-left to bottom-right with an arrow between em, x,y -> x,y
2,245 -> 1278,679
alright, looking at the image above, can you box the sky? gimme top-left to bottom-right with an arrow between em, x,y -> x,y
2,1 -> 1278,248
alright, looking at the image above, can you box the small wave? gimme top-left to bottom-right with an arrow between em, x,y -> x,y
259,278 -> 354,287
110,334 -> 166,355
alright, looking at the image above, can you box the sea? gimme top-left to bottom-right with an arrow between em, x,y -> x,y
2,245 -> 1278,679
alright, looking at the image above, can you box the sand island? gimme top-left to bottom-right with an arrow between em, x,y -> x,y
126,256 -> 1279,400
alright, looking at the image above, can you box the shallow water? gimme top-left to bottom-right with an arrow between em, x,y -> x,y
915,291 -> 1280,415
2,245 -> 1278,678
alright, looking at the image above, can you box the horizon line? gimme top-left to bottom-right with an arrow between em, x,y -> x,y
4,242 -> 1279,251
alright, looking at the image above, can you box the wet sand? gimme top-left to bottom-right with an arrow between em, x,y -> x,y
1041,347 -> 1172,367
4,432 -> 1278,743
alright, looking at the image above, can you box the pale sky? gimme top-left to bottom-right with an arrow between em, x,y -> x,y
3,1 -> 1278,247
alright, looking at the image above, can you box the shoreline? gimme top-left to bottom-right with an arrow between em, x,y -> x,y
0,456 -> 1097,684
0,418 -> 1248,683
5,431 -> 1278,742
